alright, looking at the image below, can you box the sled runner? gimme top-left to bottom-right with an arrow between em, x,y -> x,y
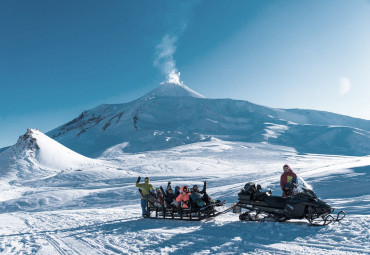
145,199 -> 228,221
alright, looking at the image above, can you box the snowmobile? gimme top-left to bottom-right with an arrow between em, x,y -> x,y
234,179 -> 346,226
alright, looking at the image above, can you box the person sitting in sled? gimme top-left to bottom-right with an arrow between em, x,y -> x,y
136,176 -> 154,217
176,186 -> 191,208
174,186 -> 181,197
191,184 -> 207,208
160,182 -> 176,207
280,164 -> 297,197
153,188 -> 165,208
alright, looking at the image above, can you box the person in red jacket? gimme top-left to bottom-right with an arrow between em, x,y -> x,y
280,164 -> 297,197
176,186 -> 191,208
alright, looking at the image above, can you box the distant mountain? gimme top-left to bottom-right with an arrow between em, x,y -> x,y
45,82 -> 370,157
0,129 -> 95,179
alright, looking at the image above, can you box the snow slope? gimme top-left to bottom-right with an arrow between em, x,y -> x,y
0,129 -> 105,185
46,83 -> 370,157
0,140 -> 369,254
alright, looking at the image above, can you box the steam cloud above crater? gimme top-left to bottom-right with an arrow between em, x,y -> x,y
154,35 -> 182,85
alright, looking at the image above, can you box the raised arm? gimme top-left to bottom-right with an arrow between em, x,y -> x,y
200,181 -> 207,194
135,176 -> 144,188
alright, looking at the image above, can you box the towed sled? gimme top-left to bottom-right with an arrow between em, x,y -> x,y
234,180 -> 346,226
145,198 -> 228,221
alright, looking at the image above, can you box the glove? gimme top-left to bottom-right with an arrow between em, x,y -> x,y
137,176 -> 141,183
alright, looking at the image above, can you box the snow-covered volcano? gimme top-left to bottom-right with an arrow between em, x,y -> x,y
45,83 -> 370,157
141,82 -> 205,99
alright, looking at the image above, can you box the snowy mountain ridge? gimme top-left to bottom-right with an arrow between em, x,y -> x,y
43,83 -> 370,157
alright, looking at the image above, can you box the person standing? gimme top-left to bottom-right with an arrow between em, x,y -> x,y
280,164 -> 297,197
136,176 -> 154,217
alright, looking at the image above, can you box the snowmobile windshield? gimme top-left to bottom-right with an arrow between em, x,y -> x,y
293,176 -> 317,198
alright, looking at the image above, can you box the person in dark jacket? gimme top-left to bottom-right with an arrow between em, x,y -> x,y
191,184 -> 206,207
174,186 -> 181,198
192,182 -> 213,205
160,182 -> 176,207
280,164 -> 297,197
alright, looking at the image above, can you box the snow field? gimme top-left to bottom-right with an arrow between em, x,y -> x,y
0,140 -> 369,254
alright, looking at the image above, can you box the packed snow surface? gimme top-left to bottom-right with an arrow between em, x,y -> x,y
0,139 -> 369,254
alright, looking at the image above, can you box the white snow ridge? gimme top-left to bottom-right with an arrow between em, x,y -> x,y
141,82 -> 205,99
0,84 -> 370,254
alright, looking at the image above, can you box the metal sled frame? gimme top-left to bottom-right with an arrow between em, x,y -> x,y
146,202 -> 217,221
145,200 -> 236,221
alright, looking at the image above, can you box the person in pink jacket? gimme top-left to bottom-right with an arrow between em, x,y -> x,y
176,186 -> 191,208
280,164 -> 297,197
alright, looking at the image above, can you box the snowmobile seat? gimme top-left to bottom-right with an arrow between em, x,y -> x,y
262,196 -> 290,209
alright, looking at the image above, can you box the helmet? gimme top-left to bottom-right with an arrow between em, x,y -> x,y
283,164 -> 290,172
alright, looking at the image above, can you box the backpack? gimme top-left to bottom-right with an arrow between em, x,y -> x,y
244,182 -> 257,194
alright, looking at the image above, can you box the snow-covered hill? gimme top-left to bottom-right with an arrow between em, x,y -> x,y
46,82 -> 370,157
0,129 -> 97,180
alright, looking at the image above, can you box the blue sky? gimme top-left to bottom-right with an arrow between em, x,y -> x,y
1,0 -> 370,148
